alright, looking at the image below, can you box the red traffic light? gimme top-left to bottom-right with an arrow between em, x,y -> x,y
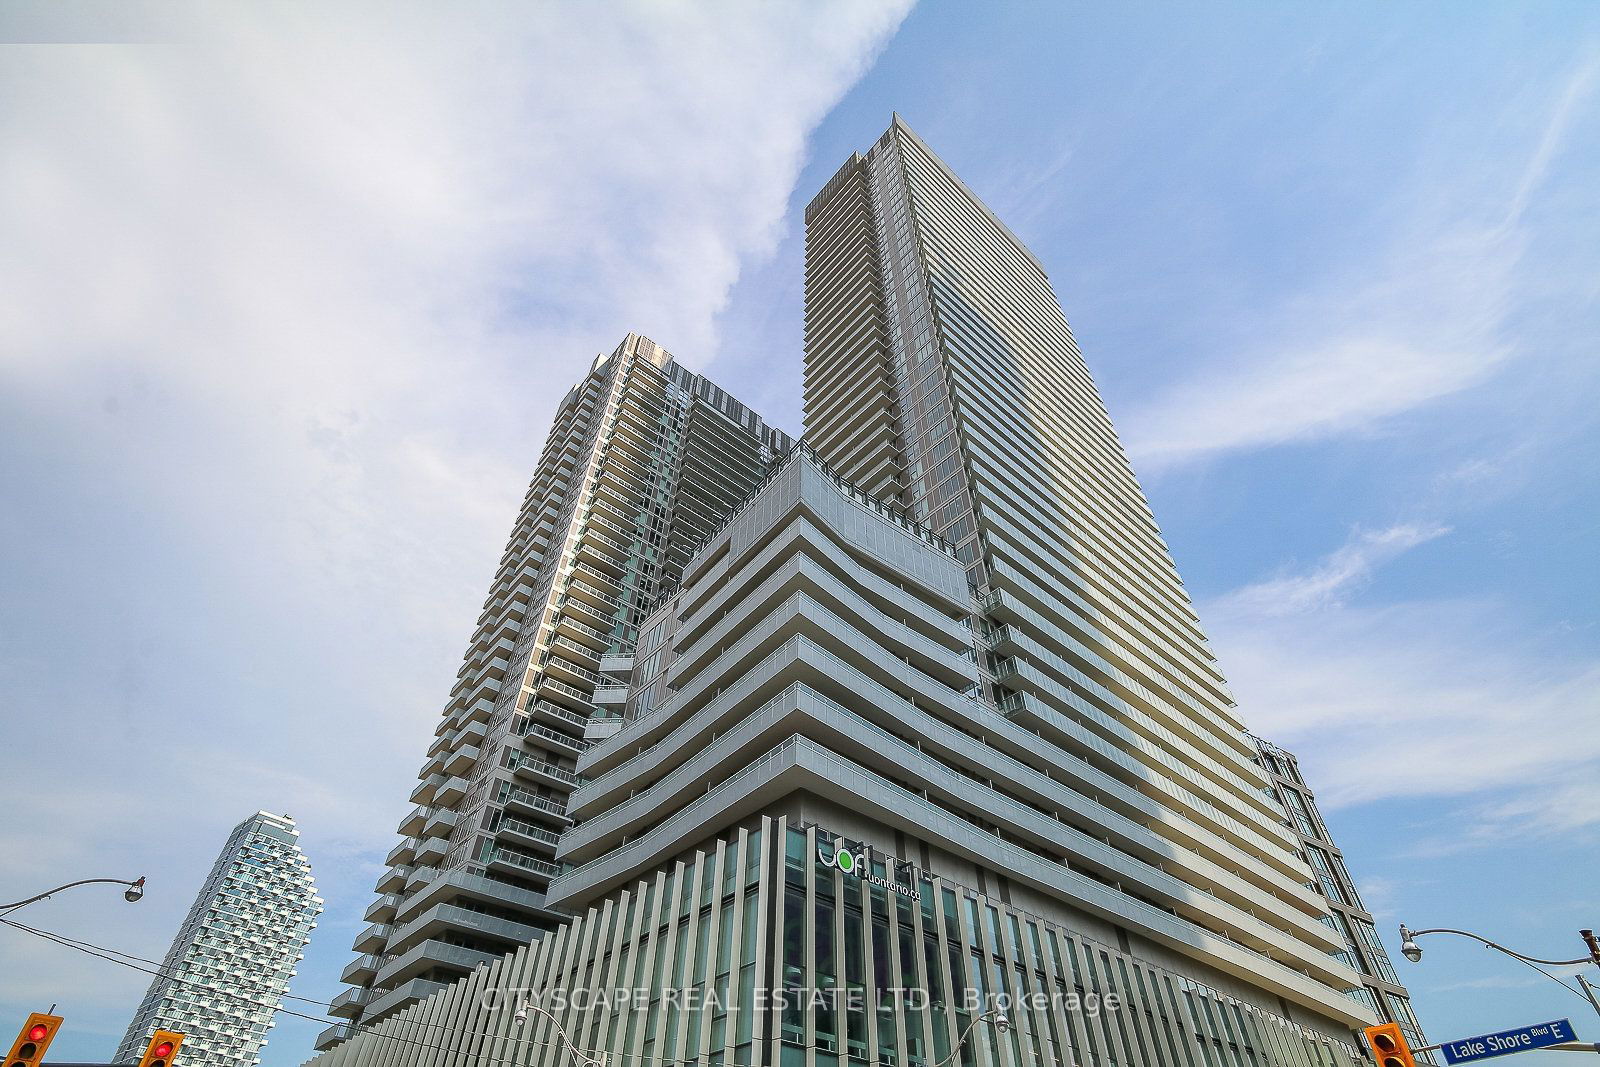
138,1029 -> 184,1067
7,1013 -> 63,1067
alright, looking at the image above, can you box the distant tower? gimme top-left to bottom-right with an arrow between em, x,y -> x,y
115,812 -> 321,1067
1253,736 -> 1433,1056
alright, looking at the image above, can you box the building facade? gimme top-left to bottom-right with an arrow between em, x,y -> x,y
1251,738 -> 1430,1058
323,334 -> 793,1045
309,118 -> 1426,1067
116,811 -> 321,1067
306,452 -> 1375,1067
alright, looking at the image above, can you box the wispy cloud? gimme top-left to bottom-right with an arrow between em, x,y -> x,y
1214,522 -> 1450,617
1120,59 -> 1597,472
1208,527 -> 1600,839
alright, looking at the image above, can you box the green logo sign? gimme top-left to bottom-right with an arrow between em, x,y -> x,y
817,837 -> 920,900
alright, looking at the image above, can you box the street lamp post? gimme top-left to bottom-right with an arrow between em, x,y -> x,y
1398,924 -> 1600,1020
0,877 -> 146,913
929,1009 -> 1011,1067
513,1001 -> 608,1066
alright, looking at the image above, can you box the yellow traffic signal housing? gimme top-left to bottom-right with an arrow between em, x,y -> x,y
1365,1023 -> 1417,1067
6,1013 -> 63,1067
137,1030 -> 185,1067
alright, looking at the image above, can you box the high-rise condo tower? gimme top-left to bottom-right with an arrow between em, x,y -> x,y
321,335 -> 792,1045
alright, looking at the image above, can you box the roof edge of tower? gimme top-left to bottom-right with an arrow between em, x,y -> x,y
886,115 -> 1050,278
804,151 -> 867,224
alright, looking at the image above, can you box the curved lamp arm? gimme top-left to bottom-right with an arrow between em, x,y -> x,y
1,877 -> 145,912
1401,925 -> 1596,967
515,1000 -> 608,1067
930,1008 -> 1009,1067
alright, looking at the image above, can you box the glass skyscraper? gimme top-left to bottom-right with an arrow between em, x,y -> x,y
116,811 -> 320,1067
308,118 -> 1421,1067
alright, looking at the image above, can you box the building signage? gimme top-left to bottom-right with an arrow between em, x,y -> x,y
817,838 -> 922,901
1441,1020 -> 1577,1064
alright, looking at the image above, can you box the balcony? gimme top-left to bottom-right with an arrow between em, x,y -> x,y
385,837 -> 417,866
521,720 -> 588,756
551,634 -> 602,666
591,685 -> 627,706
535,673 -> 595,713
361,978 -> 448,1026
455,717 -> 488,747
362,893 -> 400,924
485,847 -> 563,880
414,837 -> 448,866
442,744 -> 480,777
510,755 -> 582,790
384,901 -> 547,958
543,654 -> 598,690
395,805 -> 427,837
564,572 -> 621,614
527,699 -> 587,731
575,533 -> 627,574
374,865 -> 408,894
421,808 -> 458,839
313,1023 -> 353,1051
408,773 -> 443,805
339,953 -> 380,985
328,986 -> 372,1019
372,938 -> 500,989
352,922 -> 392,954
462,695 -> 495,725
497,815 -> 561,853
559,591 -> 615,632
434,775 -> 468,807
501,785 -> 572,826
552,612 -> 614,653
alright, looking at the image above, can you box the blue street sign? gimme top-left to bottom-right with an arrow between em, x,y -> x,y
1442,1020 -> 1578,1064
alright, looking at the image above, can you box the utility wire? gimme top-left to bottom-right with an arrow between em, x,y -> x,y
3,918 -> 340,1011
3,917 -> 897,1067
1498,945 -> 1591,1003
2,918 -> 574,1063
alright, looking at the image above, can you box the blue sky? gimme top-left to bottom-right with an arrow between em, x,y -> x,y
1,3 -> 1596,1066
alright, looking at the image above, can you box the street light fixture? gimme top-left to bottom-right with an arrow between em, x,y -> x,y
1,877 -> 148,913
513,1000 -> 608,1066
930,1008 -> 1010,1067
1398,923 -> 1600,1018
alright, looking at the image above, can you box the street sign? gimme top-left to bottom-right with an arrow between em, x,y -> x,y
1442,1020 -> 1578,1064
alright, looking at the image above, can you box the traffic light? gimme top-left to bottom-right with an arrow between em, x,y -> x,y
5,1013 -> 62,1067
1364,1023 -> 1417,1067
137,1029 -> 185,1067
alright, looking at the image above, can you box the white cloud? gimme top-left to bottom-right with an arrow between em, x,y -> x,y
0,1 -> 909,1055
1120,60 -> 1596,472
1207,527 -> 1600,841
1214,522 -> 1450,617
